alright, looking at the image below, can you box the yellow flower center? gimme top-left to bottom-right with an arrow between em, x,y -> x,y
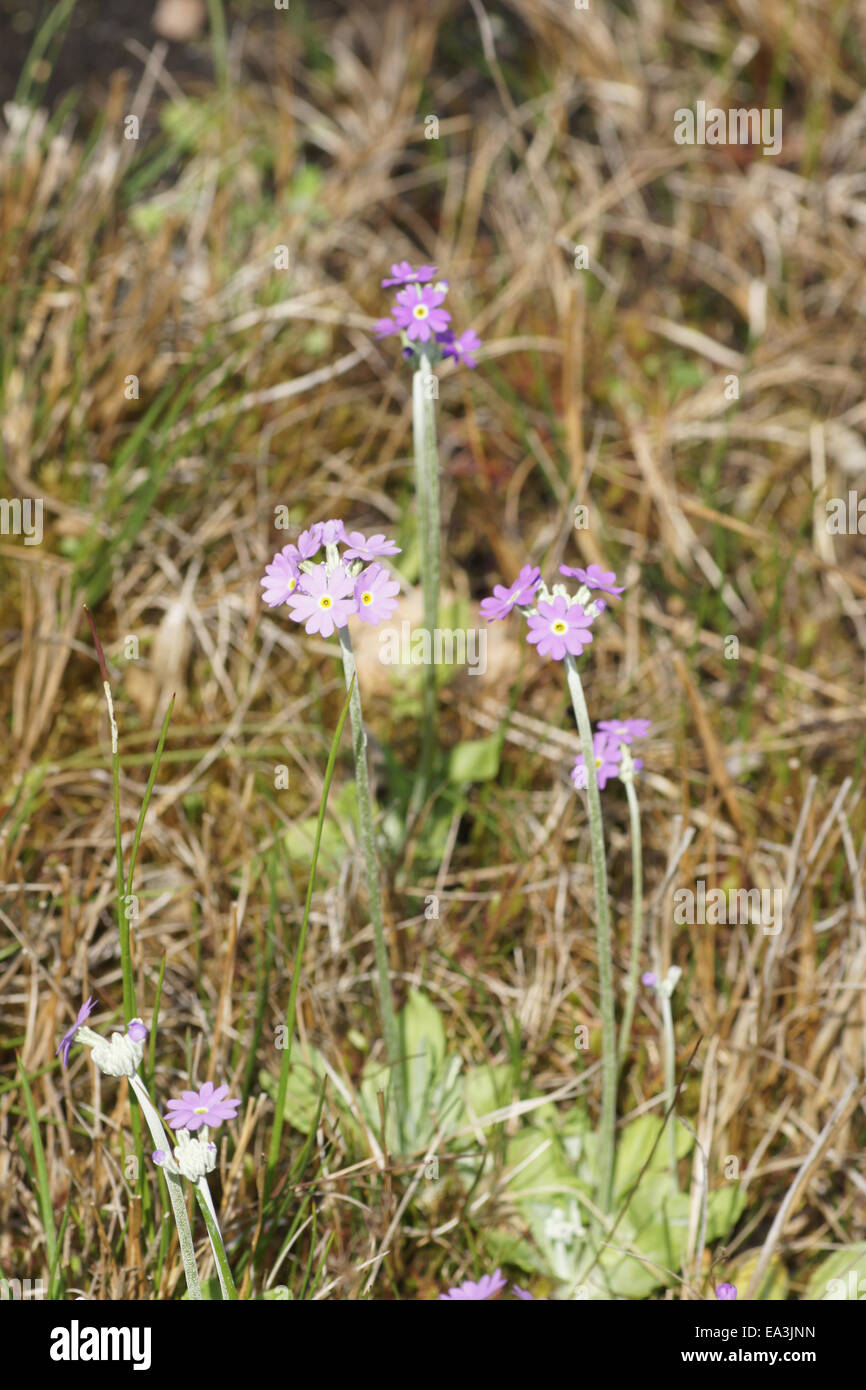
194,1106 -> 208,1115
361,591 -> 373,605
552,620 -> 567,635
319,595 -> 332,609
413,304 -> 429,319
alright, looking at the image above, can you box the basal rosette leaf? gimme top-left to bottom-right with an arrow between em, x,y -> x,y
803,1244 -> 866,1301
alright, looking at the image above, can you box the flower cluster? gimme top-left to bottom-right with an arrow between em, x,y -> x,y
56,999 -> 239,1182
642,965 -> 681,998
56,998 -> 148,1077
480,560 -> 624,662
373,262 -> 481,368
571,718 -> 651,790
438,1268 -> 543,1301
153,1130 -> 218,1183
261,520 -> 402,637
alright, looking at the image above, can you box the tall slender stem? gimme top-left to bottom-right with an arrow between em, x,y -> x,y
128,1073 -> 202,1299
411,354 -> 441,801
618,777 -> 643,1072
196,1178 -> 237,1299
337,625 -> 406,1142
660,991 -> 679,1187
564,654 -> 616,1212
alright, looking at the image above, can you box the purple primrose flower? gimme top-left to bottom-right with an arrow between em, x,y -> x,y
354,564 -> 401,626
261,552 -> 300,607
439,328 -> 482,368
287,563 -> 356,637
343,531 -> 402,562
597,718 -> 652,745
392,284 -> 451,343
438,1268 -> 507,1301
381,261 -> 437,288
56,995 -> 97,1068
571,732 -> 623,790
480,565 -> 542,622
525,596 -> 595,661
559,563 -> 625,597
165,1081 -> 240,1132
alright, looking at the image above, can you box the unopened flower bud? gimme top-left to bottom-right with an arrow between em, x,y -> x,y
159,1129 -> 218,1182
88,1028 -> 145,1078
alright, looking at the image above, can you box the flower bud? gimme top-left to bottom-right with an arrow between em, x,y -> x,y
156,1129 -> 218,1182
88,1028 -> 145,1078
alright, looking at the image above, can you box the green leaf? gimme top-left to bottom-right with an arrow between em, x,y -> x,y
360,990 -> 464,1151
401,990 -> 464,1144
259,1049 -> 326,1134
447,736 -> 501,784
282,816 -> 345,873
484,1228 -> 549,1277
728,1252 -> 789,1301
282,782 -> 355,874
402,988 -> 447,1081
624,1181 -> 744,1291
463,1063 -> 513,1120
804,1244 -> 866,1301
287,164 -> 324,208
612,1114 -> 693,1203
595,1231 -> 671,1300
704,1184 -> 746,1244
631,1200 -> 690,1287
160,97 -> 215,153
505,1128 -> 582,1199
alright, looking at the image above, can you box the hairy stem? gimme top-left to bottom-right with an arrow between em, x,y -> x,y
661,990 -> 679,1188
564,654 -> 616,1212
196,1178 -> 238,1299
411,354 -> 441,802
617,777 -> 644,1073
128,1073 -> 202,1300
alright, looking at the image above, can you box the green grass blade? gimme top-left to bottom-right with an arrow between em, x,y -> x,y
126,695 -> 176,896
17,1058 -> 57,1275
14,0 -> 77,107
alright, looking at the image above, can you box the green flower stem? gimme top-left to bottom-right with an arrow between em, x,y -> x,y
195,1179 -> 238,1300
660,990 -> 679,1188
564,653 -> 616,1213
411,354 -> 441,801
128,1073 -> 202,1300
617,776 -> 643,1073
337,624 -> 406,1143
